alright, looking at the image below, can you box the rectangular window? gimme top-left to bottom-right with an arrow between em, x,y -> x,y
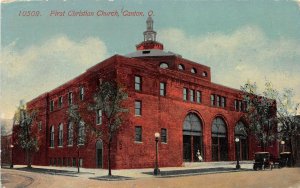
161,128 -> 167,143
79,86 -> 84,101
135,101 -> 142,116
68,158 -> 72,167
160,82 -> 166,96
190,89 -> 195,102
79,158 -> 83,167
135,76 -> 142,91
72,158 -> 76,167
38,121 -> 42,131
196,91 -> 202,103
135,126 -> 142,142
221,97 -> 226,108
58,96 -> 63,108
239,100 -> 242,111
243,101 -> 247,112
211,94 -> 215,106
68,92 -> 73,105
58,126 -> 63,147
50,100 -> 54,112
63,157 -> 66,166
50,127 -> 54,148
96,109 -> 102,125
68,123 -> 73,146
234,100 -> 238,111
78,122 -> 85,145
183,88 -> 188,101
216,95 -> 220,107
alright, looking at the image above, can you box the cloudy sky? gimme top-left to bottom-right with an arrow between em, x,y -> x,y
1,0 -> 300,119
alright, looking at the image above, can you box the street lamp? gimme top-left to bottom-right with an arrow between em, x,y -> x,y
10,144 -> 14,168
235,137 -> 240,169
280,140 -> 285,152
153,132 -> 160,175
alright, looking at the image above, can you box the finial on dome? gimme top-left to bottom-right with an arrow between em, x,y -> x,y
146,16 -> 154,31
143,15 -> 157,41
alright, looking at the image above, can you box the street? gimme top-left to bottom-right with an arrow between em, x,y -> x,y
1,167 -> 300,188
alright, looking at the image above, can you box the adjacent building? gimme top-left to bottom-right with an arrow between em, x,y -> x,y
12,16 -> 278,169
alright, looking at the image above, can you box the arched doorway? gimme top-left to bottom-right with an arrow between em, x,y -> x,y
235,121 -> 248,160
96,140 -> 103,168
211,117 -> 228,161
183,113 -> 203,162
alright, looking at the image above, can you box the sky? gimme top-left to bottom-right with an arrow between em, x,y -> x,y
1,0 -> 300,119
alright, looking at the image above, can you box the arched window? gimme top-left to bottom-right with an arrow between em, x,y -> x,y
50,126 -> 54,147
183,113 -> 202,136
191,68 -> 197,74
78,120 -> 85,145
159,62 -> 169,69
211,117 -> 228,161
178,64 -> 185,71
183,113 -> 203,162
235,121 -> 248,160
235,121 -> 247,138
68,122 -> 73,146
212,117 -> 226,137
58,123 -> 63,147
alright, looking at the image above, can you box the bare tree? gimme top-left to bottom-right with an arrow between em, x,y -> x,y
89,80 -> 128,176
67,104 -> 88,173
13,101 -> 38,168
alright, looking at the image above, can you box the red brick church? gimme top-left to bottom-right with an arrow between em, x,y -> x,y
12,16 -> 278,169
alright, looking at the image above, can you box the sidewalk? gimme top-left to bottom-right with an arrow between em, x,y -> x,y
7,161 -> 254,181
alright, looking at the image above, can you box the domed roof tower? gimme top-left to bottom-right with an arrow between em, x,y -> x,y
136,15 -> 164,51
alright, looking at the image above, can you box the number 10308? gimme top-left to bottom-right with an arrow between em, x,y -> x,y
19,11 -> 41,16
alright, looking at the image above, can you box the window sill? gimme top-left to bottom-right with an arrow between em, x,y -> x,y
49,147 -> 55,149
134,141 -> 143,144
67,145 -> 73,147
58,146 -> 63,148
135,115 -> 142,117
161,142 -> 168,144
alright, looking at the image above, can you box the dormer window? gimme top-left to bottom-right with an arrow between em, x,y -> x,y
178,64 -> 185,71
159,62 -> 169,69
191,68 -> 197,74
202,71 -> 208,77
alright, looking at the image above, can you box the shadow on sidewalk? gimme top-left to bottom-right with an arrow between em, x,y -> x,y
89,175 -> 135,181
143,167 -> 253,178
14,167 -> 82,177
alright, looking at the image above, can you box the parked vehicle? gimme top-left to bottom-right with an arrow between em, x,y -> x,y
253,152 -> 273,170
279,152 -> 292,167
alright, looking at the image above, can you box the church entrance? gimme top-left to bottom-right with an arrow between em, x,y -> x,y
183,113 -> 203,162
235,121 -> 249,160
96,140 -> 103,168
211,117 -> 228,161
